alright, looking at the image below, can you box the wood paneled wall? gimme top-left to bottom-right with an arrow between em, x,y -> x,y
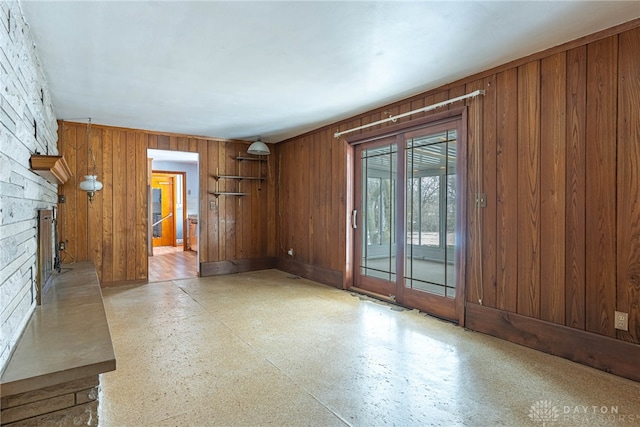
275,22 -> 640,346
57,123 -> 275,285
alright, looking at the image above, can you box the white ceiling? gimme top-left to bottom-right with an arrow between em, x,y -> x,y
20,1 -> 640,143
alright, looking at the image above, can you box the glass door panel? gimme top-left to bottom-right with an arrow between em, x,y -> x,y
404,130 -> 457,298
361,143 -> 397,281
354,139 -> 398,297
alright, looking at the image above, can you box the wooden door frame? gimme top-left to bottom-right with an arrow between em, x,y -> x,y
151,170 -> 187,248
347,107 -> 468,325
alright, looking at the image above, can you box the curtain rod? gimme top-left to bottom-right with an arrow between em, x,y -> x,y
334,89 -> 485,139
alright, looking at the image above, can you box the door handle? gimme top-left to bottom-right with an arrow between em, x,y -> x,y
352,210 -> 358,229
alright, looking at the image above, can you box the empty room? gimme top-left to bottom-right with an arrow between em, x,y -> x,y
1,1 -> 640,426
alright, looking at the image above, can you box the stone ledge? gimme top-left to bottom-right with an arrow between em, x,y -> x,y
0,262 -> 116,398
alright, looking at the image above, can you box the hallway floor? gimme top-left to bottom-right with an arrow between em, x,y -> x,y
100,270 -> 640,427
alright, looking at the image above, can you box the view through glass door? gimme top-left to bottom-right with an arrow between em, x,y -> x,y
353,118 -> 464,322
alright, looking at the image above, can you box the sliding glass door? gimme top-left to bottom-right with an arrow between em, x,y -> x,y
353,118 -> 464,322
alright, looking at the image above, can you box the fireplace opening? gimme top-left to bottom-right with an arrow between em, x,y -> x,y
37,208 -> 58,304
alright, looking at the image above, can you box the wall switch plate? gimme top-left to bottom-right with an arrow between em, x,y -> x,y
615,311 -> 629,331
58,194 -> 66,203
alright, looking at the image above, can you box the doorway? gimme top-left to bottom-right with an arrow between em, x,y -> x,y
147,149 -> 199,282
151,173 -> 177,248
353,117 -> 466,323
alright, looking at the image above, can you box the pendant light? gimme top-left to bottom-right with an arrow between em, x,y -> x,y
78,119 -> 103,202
79,175 -> 103,202
247,137 -> 270,156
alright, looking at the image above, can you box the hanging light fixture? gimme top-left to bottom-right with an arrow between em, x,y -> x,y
247,137 -> 270,156
79,174 -> 102,202
78,119 -> 102,202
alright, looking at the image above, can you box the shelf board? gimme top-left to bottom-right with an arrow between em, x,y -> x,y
211,192 -> 247,197
236,156 -> 267,162
213,175 -> 265,181
30,155 -> 72,185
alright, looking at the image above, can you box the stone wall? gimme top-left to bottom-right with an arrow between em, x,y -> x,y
0,1 -> 59,370
0,376 -> 99,426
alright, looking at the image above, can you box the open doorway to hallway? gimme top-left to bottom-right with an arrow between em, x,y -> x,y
147,149 -> 199,282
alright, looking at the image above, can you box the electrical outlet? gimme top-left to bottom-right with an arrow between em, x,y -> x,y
287,248 -> 294,256
58,241 -> 66,251
210,201 -> 216,210
615,311 -> 629,331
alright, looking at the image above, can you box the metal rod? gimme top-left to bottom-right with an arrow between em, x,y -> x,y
334,89 -> 486,139
152,212 -> 173,227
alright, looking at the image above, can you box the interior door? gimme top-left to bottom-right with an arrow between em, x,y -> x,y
151,174 -> 175,247
353,119 -> 464,322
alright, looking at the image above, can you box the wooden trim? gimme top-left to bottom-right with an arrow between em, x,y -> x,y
276,258 -> 344,289
30,155 -> 72,184
465,303 -> 640,382
61,120 -> 250,144
200,257 -> 277,277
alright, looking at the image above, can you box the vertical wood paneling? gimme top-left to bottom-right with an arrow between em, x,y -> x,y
59,124 -> 76,261
430,90 -> 450,116
177,137 -> 188,152
112,130 -> 127,281
266,148 -> 277,258
565,46 -> 587,330
197,139 -> 209,264
75,124 -> 88,261
396,100 -> 412,125
465,79 -> 484,304
59,122 -> 273,283
495,68 -> 519,312
135,133 -> 148,279
616,28 -> 640,344
482,76 -> 498,308
409,97 -> 425,121
585,36 -> 618,337
125,132 -> 137,280
235,144 -> 245,259
337,118 -> 359,276
224,143 -> 236,261
148,134 -> 157,149
309,133 -> 320,264
157,135 -> 169,150
101,128 -> 114,283
280,141 -> 291,257
420,94 -> 436,119
448,85 -> 467,110
321,129 -> 332,267
88,128 -> 103,276
189,138 -> 197,153
540,52 -> 567,324
517,61 -> 541,318
299,136 -> 311,262
239,147 -> 250,258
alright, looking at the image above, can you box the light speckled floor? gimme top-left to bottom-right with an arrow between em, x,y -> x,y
100,270 -> 640,427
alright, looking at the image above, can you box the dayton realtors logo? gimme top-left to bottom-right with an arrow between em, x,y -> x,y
529,401 -> 560,426
529,401 -> 639,425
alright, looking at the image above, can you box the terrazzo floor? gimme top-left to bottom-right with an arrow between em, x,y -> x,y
99,269 -> 640,426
